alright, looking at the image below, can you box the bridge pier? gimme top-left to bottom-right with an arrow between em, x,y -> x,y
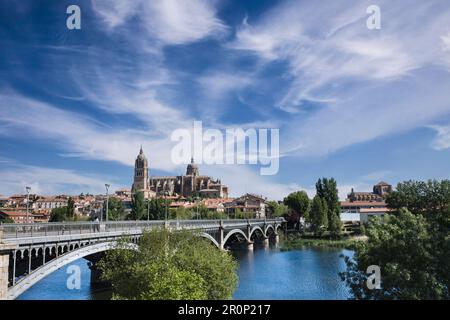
247,241 -> 254,251
263,238 -> 270,248
0,227 -> 17,300
219,220 -> 224,250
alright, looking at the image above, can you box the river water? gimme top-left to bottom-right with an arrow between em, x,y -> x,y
17,246 -> 353,300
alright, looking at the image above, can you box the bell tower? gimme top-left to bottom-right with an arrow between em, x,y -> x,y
132,146 -> 149,192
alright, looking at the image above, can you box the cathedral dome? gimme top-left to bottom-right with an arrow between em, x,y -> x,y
137,146 -> 146,160
135,146 -> 148,168
186,157 -> 199,176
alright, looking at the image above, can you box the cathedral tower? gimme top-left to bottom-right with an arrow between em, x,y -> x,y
132,146 -> 149,193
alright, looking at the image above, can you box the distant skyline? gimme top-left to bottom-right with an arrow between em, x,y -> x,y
1,0 -> 450,200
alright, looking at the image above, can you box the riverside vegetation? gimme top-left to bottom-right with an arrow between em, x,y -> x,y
97,228 -> 238,300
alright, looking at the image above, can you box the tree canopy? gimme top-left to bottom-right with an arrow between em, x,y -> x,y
316,178 -> 341,232
130,191 -> 146,220
308,196 -> 328,236
98,228 -> 238,300
341,179 -> 450,300
105,197 -> 125,221
283,191 -> 310,217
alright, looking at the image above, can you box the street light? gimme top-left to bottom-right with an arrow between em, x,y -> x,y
105,184 -> 110,222
25,186 -> 31,223
147,193 -> 150,221
195,196 -> 200,220
164,191 -> 169,221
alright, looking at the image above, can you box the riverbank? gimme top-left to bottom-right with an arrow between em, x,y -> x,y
279,234 -> 365,251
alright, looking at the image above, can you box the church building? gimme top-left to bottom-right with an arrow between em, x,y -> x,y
131,147 -> 228,199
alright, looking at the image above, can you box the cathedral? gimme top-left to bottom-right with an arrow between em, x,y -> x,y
131,147 -> 229,199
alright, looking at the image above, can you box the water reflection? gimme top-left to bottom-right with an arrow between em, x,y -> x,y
18,245 -> 353,300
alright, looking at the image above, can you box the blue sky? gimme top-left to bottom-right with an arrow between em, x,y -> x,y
1,0 -> 450,200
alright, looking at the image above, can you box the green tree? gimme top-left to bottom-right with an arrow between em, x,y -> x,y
49,207 -> 67,222
170,207 -> 193,220
130,191 -> 145,220
386,179 -> 450,216
328,212 -> 343,238
308,196 -> 328,236
266,201 -> 289,218
0,216 -> 14,223
341,209 -> 449,299
283,191 -> 310,217
67,197 -> 75,218
316,178 -> 341,231
233,209 -> 245,219
104,197 -> 125,221
98,228 -> 238,300
147,198 -> 169,220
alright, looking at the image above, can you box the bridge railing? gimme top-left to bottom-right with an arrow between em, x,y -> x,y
1,218 -> 285,239
1,220 -> 164,239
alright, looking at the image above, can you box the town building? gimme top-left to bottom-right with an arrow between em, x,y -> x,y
224,194 -> 267,218
341,181 -> 393,223
0,211 -> 33,223
347,181 -> 393,202
34,196 -> 68,211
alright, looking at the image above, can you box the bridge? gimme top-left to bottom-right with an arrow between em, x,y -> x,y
0,218 -> 284,300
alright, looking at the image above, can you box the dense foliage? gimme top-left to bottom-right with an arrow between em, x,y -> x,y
104,197 -> 126,221
98,228 -> 239,300
341,179 -> 450,300
266,201 -> 289,218
308,196 -> 328,235
283,191 -> 310,217
316,178 -> 342,234
48,197 -> 75,222
130,191 -> 146,220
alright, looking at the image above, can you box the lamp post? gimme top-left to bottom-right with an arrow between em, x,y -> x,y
164,191 -> 169,221
105,184 -> 110,222
195,196 -> 200,220
147,194 -> 150,221
25,186 -> 31,223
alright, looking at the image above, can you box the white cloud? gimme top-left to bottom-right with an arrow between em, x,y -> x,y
200,164 -> 309,201
442,33 -> 450,52
197,71 -> 253,102
227,0 -> 450,157
0,164 -> 115,196
230,0 -> 450,112
429,125 -> 450,150
283,70 -> 450,157
92,0 -> 227,45
0,92 -> 181,171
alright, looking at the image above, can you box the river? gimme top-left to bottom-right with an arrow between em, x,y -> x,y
17,246 -> 353,300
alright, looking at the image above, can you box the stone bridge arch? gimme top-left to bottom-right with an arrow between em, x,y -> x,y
8,241 -> 138,300
199,232 -> 220,249
249,226 -> 265,240
222,229 -> 249,248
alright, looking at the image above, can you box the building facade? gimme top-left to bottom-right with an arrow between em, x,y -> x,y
341,181 -> 393,223
131,148 -> 229,199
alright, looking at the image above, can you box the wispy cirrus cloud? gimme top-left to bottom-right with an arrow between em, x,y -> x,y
91,0 -> 227,45
428,125 -> 450,151
0,163 -> 117,195
227,0 -> 450,158
0,91 -> 180,171
230,0 -> 450,111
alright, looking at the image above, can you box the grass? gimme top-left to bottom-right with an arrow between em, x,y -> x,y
279,233 -> 362,251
